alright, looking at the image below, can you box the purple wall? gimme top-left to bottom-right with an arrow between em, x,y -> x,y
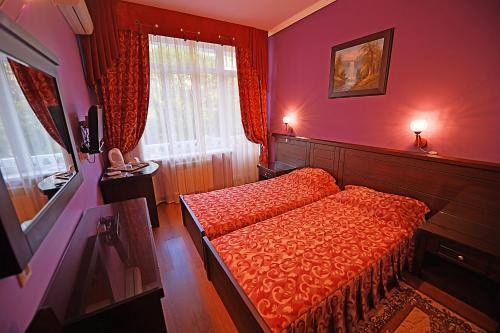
268,0 -> 500,163
0,1 -> 102,332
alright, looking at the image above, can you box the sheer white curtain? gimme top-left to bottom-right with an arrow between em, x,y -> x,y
0,56 -> 68,222
137,35 -> 259,203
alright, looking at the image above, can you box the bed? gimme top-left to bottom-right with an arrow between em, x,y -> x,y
180,167 -> 340,260
204,186 -> 430,333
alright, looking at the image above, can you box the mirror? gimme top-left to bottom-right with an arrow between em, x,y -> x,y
0,53 -> 78,231
0,11 -> 84,278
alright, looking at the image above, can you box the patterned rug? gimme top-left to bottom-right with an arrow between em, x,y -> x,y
357,283 -> 487,333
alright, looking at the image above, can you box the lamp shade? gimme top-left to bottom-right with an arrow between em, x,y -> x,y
282,116 -> 291,124
410,119 -> 428,133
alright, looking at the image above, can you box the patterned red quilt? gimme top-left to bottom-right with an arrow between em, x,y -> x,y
212,187 -> 429,332
183,168 -> 340,239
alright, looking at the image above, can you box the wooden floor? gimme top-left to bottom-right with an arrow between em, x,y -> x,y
153,203 -> 237,333
153,203 -> 497,333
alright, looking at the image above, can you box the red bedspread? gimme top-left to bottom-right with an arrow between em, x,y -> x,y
183,168 -> 340,239
212,188 -> 429,332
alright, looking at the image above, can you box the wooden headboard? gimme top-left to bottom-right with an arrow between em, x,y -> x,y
273,133 -> 500,228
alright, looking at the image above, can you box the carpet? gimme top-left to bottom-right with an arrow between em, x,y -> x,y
357,283 -> 487,333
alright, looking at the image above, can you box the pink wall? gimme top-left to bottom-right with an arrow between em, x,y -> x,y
0,1 -> 102,332
268,0 -> 500,163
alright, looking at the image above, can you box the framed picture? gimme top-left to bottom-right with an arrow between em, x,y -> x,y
329,28 -> 394,98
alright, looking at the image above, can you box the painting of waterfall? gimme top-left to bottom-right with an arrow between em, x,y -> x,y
329,28 -> 394,98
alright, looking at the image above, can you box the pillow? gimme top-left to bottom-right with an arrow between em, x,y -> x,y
287,168 -> 340,193
333,185 -> 430,230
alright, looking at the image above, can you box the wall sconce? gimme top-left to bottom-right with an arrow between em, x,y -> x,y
282,115 -> 292,134
410,119 -> 428,148
282,115 -> 293,142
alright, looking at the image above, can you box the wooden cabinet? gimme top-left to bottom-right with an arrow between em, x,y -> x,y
414,212 -> 500,320
27,199 -> 167,333
100,162 -> 160,228
257,161 -> 296,180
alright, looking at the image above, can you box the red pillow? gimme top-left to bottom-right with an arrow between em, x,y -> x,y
332,185 -> 430,231
286,168 -> 340,194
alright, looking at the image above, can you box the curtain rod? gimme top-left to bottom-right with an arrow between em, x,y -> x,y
180,28 -> 236,45
180,28 -> 201,42
132,23 -> 237,45
135,20 -> 159,34
218,34 -> 236,45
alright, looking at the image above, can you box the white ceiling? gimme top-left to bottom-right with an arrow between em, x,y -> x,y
126,0 -> 336,35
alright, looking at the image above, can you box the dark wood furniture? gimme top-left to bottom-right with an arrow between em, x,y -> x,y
257,161 -> 296,180
272,133 -> 500,219
414,211 -> 500,320
180,195 -> 206,261
204,236 -> 271,333
100,162 -> 160,228
0,12 -> 83,278
201,133 -> 500,332
179,161 -> 298,265
27,199 -> 166,333
37,174 -> 73,200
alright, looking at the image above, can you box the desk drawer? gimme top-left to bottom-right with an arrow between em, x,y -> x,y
427,236 -> 489,275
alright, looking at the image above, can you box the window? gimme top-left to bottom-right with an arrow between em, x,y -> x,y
141,35 -> 258,161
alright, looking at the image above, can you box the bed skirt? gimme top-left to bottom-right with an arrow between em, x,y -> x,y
284,236 -> 415,333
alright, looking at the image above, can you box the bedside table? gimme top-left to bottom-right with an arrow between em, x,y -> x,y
414,211 -> 500,320
257,161 -> 296,180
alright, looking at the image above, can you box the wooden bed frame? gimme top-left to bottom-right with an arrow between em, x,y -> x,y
181,193 -> 273,332
181,133 -> 500,262
193,133 -> 500,332
180,195 -> 207,264
203,236 -> 272,333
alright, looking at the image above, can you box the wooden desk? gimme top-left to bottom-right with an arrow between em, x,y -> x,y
37,173 -> 74,199
414,211 -> 500,320
27,199 -> 166,333
257,161 -> 296,180
100,162 -> 160,228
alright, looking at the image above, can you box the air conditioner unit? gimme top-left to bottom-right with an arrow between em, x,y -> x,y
53,0 -> 94,35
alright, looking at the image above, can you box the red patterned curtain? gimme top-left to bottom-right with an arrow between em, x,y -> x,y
236,28 -> 269,164
81,0 -> 149,154
95,30 -> 150,153
81,0 -> 119,85
7,60 -> 64,147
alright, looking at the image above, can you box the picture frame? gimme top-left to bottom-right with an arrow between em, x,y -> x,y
328,28 -> 394,99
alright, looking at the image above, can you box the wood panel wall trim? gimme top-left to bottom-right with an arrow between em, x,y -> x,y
273,133 -> 500,173
272,133 -> 500,230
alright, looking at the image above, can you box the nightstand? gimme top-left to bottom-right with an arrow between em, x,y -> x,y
257,161 -> 296,180
414,211 -> 500,320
